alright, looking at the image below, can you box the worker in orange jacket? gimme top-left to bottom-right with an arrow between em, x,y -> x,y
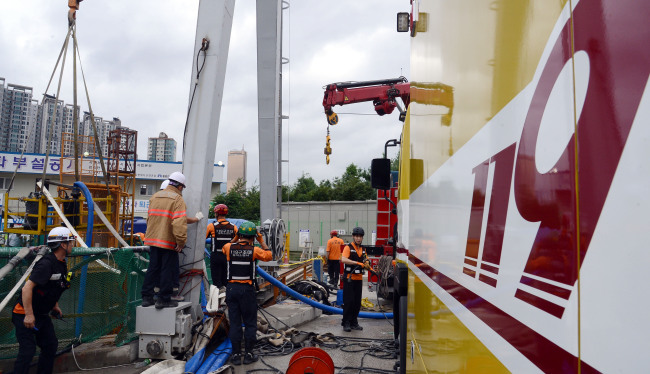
223,221 -> 272,365
341,226 -> 369,332
206,204 -> 237,289
326,230 -> 344,288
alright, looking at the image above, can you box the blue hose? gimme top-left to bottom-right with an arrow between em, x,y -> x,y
73,181 -> 94,337
256,266 -> 393,319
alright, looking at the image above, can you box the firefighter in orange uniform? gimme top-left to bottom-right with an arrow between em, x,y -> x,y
223,221 -> 272,366
326,230 -> 344,288
340,226 -> 369,332
206,204 -> 237,289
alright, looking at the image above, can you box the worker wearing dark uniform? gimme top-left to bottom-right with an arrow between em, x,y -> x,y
205,204 -> 237,289
142,171 -> 191,309
12,227 -> 75,374
223,221 -> 272,366
326,230 -> 344,288
341,226 -> 369,332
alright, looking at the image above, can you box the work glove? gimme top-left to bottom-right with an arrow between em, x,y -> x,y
195,211 -> 204,220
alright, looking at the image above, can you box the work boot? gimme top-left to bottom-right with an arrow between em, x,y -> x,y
351,324 -> 363,331
170,294 -> 184,302
243,351 -> 259,364
230,353 -> 242,365
155,299 -> 179,309
343,323 -> 352,332
141,296 -> 155,307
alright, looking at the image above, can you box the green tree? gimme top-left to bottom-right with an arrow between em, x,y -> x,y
390,150 -> 400,171
331,163 -> 375,201
290,174 -> 319,202
209,178 -> 260,222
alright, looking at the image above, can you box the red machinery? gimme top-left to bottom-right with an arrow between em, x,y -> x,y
322,78 -> 407,290
321,77 -> 410,164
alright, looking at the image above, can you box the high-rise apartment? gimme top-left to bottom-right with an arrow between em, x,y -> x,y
1,78 -> 128,158
0,80 -> 39,153
227,147 -> 247,192
147,132 -> 176,162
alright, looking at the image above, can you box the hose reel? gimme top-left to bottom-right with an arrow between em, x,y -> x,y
261,218 -> 286,261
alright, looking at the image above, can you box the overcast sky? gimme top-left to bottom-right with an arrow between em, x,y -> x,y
0,0 -> 409,187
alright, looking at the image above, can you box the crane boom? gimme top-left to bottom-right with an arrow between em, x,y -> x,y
322,77 -> 410,126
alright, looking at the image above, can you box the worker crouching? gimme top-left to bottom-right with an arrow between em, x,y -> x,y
223,221 -> 272,365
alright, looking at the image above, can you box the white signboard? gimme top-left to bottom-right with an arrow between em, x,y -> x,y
0,152 -> 224,182
121,199 -> 150,214
299,229 -> 310,248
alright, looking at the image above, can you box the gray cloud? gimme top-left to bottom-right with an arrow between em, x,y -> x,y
1,0 -> 409,187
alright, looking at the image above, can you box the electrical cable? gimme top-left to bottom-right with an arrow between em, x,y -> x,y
182,39 -> 209,157
246,356 -> 283,374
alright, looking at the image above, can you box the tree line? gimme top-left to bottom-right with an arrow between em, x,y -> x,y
209,163 -> 376,221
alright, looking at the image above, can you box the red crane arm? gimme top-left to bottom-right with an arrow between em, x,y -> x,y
322,77 -> 410,125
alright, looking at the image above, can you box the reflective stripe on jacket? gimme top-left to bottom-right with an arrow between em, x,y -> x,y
208,220 -> 237,252
144,186 -> 187,250
226,242 -> 256,281
343,243 -> 366,281
223,240 -> 273,285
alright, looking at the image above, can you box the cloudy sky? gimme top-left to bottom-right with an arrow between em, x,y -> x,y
0,0 -> 409,187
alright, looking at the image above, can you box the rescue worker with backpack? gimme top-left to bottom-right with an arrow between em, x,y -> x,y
222,221 -> 272,365
340,226 -> 370,332
12,227 -> 75,374
206,204 -> 237,289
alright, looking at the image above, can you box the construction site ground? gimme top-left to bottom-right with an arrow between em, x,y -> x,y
1,279 -> 397,373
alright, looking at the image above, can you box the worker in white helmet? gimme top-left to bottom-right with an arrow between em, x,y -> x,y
141,172 -> 201,308
12,227 -> 75,374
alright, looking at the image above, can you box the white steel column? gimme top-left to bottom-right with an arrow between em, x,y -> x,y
182,0 -> 235,321
256,0 -> 282,223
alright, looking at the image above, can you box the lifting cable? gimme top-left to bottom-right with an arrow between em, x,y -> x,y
40,25 -> 73,195
5,27 -> 73,196
73,33 -> 112,193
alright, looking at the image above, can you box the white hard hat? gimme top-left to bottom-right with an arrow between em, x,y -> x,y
48,227 -> 75,245
160,180 -> 170,190
168,172 -> 186,187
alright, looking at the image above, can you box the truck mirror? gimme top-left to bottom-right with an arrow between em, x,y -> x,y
371,158 -> 391,190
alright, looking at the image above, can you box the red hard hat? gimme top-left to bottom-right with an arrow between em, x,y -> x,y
330,230 -> 338,236
214,204 -> 228,215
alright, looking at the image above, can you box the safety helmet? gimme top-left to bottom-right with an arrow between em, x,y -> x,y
239,221 -> 257,237
168,172 -> 186,188
330,230 -> 338,237
160,180 -> 170,190
352,227 -> 365,236
214,204 -> 228,216
47,227 -> 75,246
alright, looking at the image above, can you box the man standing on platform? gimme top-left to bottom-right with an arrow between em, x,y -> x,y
141,172 -> 199,309
326,230 -> 344,288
